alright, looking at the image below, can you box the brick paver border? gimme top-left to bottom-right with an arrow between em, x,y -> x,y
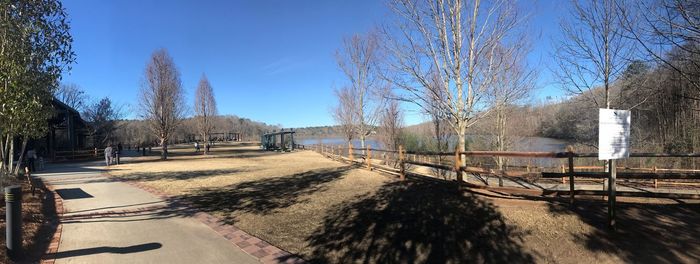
107,173 -> 305,264
40,183 -> 65,264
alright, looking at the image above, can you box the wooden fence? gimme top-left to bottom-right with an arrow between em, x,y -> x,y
54,149 -> 105,161
308,144 -> 700,202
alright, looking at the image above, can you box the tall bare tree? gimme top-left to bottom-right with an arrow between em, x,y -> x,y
378,87 -> 404,152
383,0 -> 523,181
55,83 -> 88,111
138,49 -> 186,160
332,85 -> 357,145
623,0 -> 700,92
488,45 -> 535,185
554,0 -> 634,108
194,74 -> 218,154
336,32 -> 383,152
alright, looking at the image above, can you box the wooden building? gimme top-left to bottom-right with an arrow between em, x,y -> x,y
41,98 -> 91,160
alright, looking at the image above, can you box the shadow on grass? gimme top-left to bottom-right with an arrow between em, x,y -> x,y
177,166 -> 352,224
302,178 -> 535,264
123,148 -> 287,165
117,168 -> 247,182
547,200 -> 700,263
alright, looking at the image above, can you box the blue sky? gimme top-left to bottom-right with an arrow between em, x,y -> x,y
62,0 -> 567,128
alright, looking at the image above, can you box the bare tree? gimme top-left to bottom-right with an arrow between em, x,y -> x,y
424,72 -> 451,154
138,49 -> 186,160
378,86 -> 404,150
424,73 -> 452,178
382,0 -> 523,181
554,0 -> 634,108
623,0 -> 700,92
55,83 -> 89,111
83,97 -> 124,148
488,44 -> 536,181
194,74 -> 218,154
336,32 -> 383,152
332,86 -> 357,145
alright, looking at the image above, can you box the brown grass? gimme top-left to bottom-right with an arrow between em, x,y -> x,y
110,143 -> 700,263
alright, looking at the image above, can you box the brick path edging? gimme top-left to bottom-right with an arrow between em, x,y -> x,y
107,173 -> 305,264
40,183 -> 65,264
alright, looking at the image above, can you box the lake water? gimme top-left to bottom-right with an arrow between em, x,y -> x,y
298,138 -> 382,149
298,136 -> 568,152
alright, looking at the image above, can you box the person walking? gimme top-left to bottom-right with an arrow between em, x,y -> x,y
104,144 -> 113,166
194,142 -> 200,153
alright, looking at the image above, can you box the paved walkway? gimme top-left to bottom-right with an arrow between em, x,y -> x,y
35,161 -> 259,264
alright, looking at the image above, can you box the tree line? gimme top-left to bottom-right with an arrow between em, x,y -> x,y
58,48 -> 279,160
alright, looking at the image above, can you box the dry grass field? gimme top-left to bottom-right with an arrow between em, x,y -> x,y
108,143 -> 700,263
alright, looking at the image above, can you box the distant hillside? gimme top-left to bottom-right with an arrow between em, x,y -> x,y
292,126 -> 342,138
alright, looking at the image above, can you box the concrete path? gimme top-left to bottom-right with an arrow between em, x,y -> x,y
35,161 -> 259,264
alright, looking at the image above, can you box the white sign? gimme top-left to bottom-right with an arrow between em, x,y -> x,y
599,109 -> 631,160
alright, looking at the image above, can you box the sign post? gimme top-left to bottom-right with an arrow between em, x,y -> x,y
598,109 -> 631,230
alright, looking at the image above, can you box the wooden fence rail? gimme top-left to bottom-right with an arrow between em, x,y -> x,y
309,144 -> 700,202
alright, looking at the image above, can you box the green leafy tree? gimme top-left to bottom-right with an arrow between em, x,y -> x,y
0,0 -> 75,175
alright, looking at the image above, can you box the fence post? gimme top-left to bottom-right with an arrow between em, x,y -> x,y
399,145 -> 405,181
349,142 -> 354,161
609,159 -> 617,230
366,146 -> 372,170
568,147 -> 575,206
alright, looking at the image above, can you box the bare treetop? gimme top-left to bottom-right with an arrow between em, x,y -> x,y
194,74 -> 218,154
554,0 -> 634,108
138,48 -> 186,159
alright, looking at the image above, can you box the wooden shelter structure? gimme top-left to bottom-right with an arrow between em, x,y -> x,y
35,97 -> 91,160
261,129 -> 296,151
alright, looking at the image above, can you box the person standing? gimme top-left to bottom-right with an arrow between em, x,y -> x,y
104,144 -> 113,166
194,142 -> 200,153
26,147 -> 37,172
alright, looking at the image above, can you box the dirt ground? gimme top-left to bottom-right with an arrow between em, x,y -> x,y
110,143 -> 700,263
0,181 -> 57,263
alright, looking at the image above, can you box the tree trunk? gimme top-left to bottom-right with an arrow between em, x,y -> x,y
8,138 -> 14,176
0,134 -> 5,174
203,132 -> 208,155
160,138 -> 168,160
12,138 -> 28,175
457,125 -> 466,182
360,133 -> 366,155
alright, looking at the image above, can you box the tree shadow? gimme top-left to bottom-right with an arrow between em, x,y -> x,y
46,242 -> 162,259
116,168 -> 246,182
122,148 -> 288,164
175,166 -> 353,224
547,200 -> 700,263
303,178 -> 535,264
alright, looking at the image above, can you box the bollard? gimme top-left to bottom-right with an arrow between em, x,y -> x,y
5,186 -> 22,260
